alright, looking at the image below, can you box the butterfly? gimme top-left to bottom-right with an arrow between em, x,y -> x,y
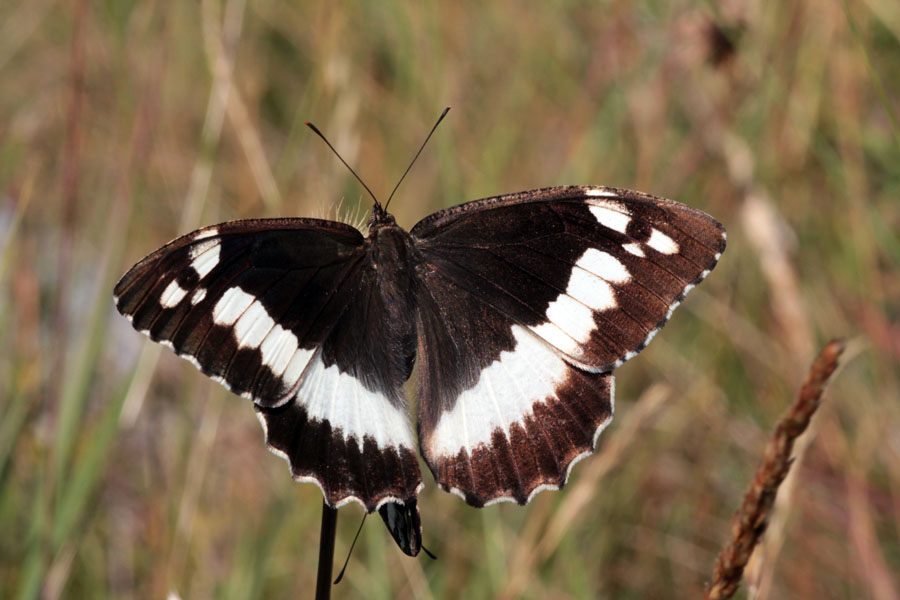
113,113 -> 726,556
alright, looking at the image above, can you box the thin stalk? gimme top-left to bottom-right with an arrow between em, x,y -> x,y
315,502 -> 338,600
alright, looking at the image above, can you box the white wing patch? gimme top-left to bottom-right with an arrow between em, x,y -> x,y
587,196 -> 680,257
259,324 -> 301,378
300,354 -> 415,450
527,247 -> 628,357
212,286 -> 255,325
159,280 -> 188,308
193,227 -> 218,241
583,188 -> 619,198
647,228 -> 680,255
211,286 -> 317,398
234,301 -> 277,349
428,326 -> 568,457
281,347 -> 316,392
588,202 -> 631,234
529,320 -> 581,358
532,294 -> 595,355
189,239 -> 221,279
566,264 -> 617,311
577,248 -> 630,283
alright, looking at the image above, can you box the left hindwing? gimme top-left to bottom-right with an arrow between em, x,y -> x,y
411,186 -> 725,506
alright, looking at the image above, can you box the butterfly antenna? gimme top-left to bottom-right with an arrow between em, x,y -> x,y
383,106 -> 451,212
333,512 -> 368,585
305,121 -> 381,210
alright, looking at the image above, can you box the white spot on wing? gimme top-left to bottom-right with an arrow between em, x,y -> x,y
576,248 -> 630,283
213,287 -> 255,326
529,246 -> 626,356
282,347 -> 315,391
193,227 -> 218,241
234,301 -> 275,349
543,294 -> 595,343
191,288 -> 207,305
159,280 -> 188,308
300,354 -> 415,450
584,189 -> 619,198
429,326 -> 567,457
565,264 -> 617,311
530,321 -> 580,356
259,326 -> 300,378
190,240 -> 221,279
209,286 -> 317,399
588,201 -> 630,234
647,228 -> 679,254
623,242 -> 645,257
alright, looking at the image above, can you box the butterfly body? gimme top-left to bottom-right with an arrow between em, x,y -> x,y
114,185 -> 725,556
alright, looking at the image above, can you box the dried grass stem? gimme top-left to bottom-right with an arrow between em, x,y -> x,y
705,340 -> 846,599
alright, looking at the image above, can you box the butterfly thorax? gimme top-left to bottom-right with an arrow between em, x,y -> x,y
365,209 -> 416,285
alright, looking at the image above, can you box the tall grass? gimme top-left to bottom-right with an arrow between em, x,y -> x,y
1,0 -> 898,598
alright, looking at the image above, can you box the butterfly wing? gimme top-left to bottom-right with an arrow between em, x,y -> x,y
411,186 -> 726,506
114,218 -> 422,511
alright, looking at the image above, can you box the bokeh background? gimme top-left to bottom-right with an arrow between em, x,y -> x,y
2,0 -> 899,598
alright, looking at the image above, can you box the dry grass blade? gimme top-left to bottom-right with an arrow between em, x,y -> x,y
705,340 -> 846,600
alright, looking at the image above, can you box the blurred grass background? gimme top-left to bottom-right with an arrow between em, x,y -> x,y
1,0 -> 898,598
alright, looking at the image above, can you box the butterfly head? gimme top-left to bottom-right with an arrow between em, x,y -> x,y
368,202 -> 397,229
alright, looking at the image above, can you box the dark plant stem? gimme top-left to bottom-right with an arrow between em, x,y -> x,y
705,339 -> 845,600
315,502 -> 339,600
